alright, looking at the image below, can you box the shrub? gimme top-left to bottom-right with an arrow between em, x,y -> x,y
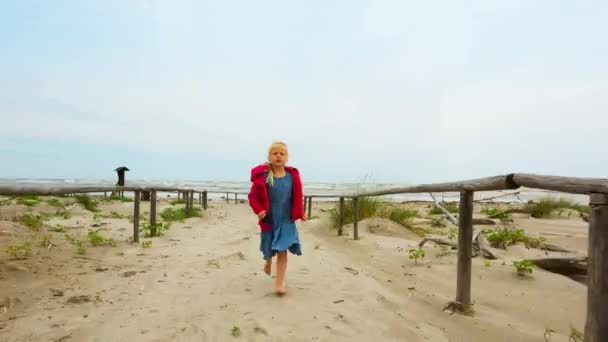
329,197 -> 382,227
484,228 -> 545,249
160,207 -> 202,222
5,242 -> 33,259
75,195 -> 99,212
408,247 -> 425,264
513,260 -> 534,276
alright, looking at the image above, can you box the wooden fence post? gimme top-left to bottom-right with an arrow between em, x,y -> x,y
307,197 -> 312,218
150,191 -> 157,237
133,191 -> 140,243
338,197 -> 345,236
203,191 -> 208,210
448,190 -> 474,313
353,197 -> 359,240
585,193 -> 608,342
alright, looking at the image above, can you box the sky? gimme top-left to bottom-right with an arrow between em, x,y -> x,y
1,0 -> 607,183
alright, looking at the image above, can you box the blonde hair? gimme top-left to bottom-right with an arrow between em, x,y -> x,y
266,141 -> 288,187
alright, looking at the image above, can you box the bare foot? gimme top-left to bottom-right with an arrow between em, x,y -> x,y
264,261 -> 272,275
275,286 -> 287,296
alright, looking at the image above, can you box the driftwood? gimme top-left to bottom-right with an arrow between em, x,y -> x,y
418,238 -> 483,258
418,230 -> 495,259
417,229 -> 574,261
504,208 -> 530,215
472,218 -> 496,225
474,191 -> 522,203
429,193 -> 458,226
474,232 -> 499,259
527,257 -> 588,276
418,237 -> 457,249
538,243 -> 575,253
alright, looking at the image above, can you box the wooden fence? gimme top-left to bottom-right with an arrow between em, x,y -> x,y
1,172 -> 606,341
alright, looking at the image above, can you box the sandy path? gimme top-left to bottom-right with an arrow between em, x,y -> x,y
1,200 -> 587,341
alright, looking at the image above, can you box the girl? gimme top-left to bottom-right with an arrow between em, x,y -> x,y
248,141 -> 306,295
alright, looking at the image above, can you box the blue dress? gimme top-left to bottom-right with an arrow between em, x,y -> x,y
260,172 -> 302,260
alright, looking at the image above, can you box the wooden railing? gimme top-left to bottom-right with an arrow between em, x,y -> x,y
1,172 -> 606,341
303,173 -> 607,342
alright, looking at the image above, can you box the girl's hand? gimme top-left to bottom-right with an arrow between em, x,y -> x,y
257,210 -> 267,220
301,215 -> 307,221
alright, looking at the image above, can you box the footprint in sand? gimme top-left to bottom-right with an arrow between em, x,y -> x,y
206,252 -> 246,269
298,267 -> 310,275
415,322 -> 450,342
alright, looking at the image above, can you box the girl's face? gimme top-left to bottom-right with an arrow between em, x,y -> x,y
268,145 -> 288,167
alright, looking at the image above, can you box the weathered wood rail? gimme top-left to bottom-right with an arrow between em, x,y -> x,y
302,173 -> 607,342
1,172 -> 606,341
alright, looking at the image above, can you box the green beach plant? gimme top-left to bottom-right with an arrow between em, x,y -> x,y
513,260 -> 534,276
481,207 -> 513,224
484,228 -> 545,249
18,213 -> 45,230
408,247 -> 425,264
526,197 -> 587,219
75,194 -> 99,212
160,207 -> 202,222
329,196 -> 382,228
5,242 -> 33,259
87,230 -> 116,247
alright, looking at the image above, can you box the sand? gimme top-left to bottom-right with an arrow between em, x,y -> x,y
0,196 -> 587,341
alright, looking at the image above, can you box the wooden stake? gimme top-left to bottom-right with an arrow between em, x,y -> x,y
353,197 -> 359,240
307,197 -> 312,218
338,197 -> 344,236
133,191 -> 140,243
453,190 -> 474,313
150,191 -> 157,237
586,193 -> 608,342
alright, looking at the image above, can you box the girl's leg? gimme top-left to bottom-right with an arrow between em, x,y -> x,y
264,257 -> 272,275
275,251 -> 288,294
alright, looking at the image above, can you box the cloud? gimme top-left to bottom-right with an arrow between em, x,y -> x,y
1,1 -> 607,181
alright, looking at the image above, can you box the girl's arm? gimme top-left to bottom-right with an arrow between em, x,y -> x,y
248,183 -> 264,214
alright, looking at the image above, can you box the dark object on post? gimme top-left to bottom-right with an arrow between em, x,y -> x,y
586,193 -> 608,342
113,166 -> 130,197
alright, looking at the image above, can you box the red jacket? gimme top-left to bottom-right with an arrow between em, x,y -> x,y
248,164 -> 304,231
